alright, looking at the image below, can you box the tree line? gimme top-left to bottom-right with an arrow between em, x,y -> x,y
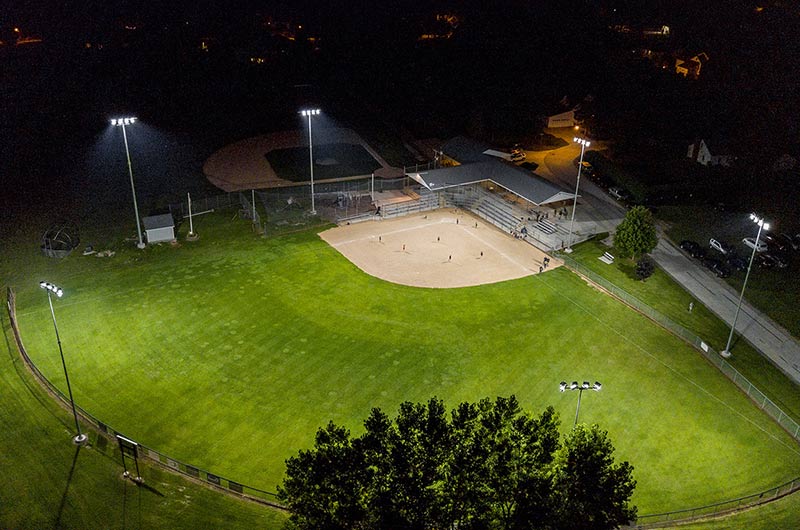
278,396 -> 636,529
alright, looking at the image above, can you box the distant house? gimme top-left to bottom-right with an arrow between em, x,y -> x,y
675,52 -> 709,79
143,214 -> 176,244
687,139 -> 734,167
546,109 -> 576,128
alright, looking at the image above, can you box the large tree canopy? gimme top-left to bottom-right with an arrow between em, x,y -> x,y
614,206 -> 658,259
278,396 -> 636,530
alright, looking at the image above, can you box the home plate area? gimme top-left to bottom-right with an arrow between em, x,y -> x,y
319,209 -> 560,288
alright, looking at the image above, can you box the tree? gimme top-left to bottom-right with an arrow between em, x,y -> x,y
552,425 -> 637,530
278,398 -> 637,530
277,422 -> 369,530
614,206 -> 658,259
635,255 -> 655,281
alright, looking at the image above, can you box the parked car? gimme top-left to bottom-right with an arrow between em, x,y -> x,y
709,238 -> 733,255
743,237 -> 768,253
762,234 -> 787,252
778,233 -> 799,251
756,253 -> 777,269
702,257 -> 731,278
510,150 -> 526,162
764,251 -> 789,268
726,255 -> 748,272
578,161 -> 594,176
679,240 -> 706,259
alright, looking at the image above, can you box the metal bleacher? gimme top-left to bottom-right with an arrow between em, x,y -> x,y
380,190 -> 439,219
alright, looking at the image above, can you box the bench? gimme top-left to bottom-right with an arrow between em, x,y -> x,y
598,251 -> 615,264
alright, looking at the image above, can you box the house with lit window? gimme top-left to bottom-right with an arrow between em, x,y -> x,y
675,52 -> 709,79
687,138 -> 734,167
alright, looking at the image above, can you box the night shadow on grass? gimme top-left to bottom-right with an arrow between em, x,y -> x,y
54,445 -> 82,529
0,308 -> 78,432
121,465 -> 166,530
617,258 -> 639,281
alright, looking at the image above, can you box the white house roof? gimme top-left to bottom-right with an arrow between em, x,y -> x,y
142,214 -> 175,230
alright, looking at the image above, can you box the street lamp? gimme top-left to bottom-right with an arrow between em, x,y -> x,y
299,108 -> 321,215
565,136 -> 591,253
111,117 -> 145,249
721,213 -> 770,358
40,281 -> 87,445
560,380 -> 602,428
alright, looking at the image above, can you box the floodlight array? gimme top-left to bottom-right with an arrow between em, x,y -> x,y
559,380 -> 602,392
111,117 -> 137,126
749,213 -> 770,230
300,109 -> 321,116
573,137 -> 591,147
39,281 -> 63,298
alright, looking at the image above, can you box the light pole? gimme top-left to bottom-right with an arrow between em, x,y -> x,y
721,213 -> 769,358
300,108 -> 321,215
560,380 -> 602,428
40,281 -> 87,445
565,136 -> 590,253
111,117 -> 145,249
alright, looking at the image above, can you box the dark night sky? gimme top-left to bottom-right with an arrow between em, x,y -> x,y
2,1 -> 799,224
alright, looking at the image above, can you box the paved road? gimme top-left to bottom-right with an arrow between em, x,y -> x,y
652,230 -> 800,385
524,132 -> 625,236
524,130 -> 800,385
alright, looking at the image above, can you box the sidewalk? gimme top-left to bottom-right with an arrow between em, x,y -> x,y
651,231 -> 800,385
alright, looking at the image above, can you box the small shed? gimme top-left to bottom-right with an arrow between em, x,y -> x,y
143,214 -> 175,244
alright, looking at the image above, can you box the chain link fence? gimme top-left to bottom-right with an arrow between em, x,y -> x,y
5,287 -> 284,509
7,246 -> 800,524
558,255 -> 800,525
560,255 -> 800,439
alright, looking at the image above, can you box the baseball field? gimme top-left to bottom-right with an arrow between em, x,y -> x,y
11,209 -> 800,516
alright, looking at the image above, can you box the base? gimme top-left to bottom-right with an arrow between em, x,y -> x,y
136,242 -> 146,249
563,247 -> 574,254
720,350 -> 732,359
186,232 -> 199,241
73,433 -> 88,445
310,210 -> 317,216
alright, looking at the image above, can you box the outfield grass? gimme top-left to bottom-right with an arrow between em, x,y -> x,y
567,236 -> 800,424
0,307 -> 287,529
11,212 -> 800,516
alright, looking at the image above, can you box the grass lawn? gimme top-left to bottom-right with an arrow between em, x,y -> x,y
659,205 -> 800,339
265,143 -> 382,182
9,212 -> 800,516
565,236 -> 800,424
0,307 -> 287,529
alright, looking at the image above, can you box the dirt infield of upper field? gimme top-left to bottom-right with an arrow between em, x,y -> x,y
319,209 -> 561,288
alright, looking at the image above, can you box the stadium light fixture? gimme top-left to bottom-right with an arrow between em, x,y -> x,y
721,213 -> 769,358
299,108 -> 321,215
560,378 -> 602,428
40,281 -> 87,445
111,116 -> 145,249
564,136 -> 591,253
